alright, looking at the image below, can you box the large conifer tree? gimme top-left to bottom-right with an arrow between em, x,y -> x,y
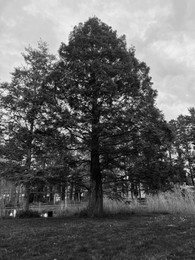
0,41 -> 57,210
56,17 -> 161,216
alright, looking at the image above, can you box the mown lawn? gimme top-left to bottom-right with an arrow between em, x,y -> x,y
0,213 -> 195,260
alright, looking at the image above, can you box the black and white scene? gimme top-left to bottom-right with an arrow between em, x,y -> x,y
0,0 -> 195,259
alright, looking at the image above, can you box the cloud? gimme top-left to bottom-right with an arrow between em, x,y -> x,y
0,0 -> 59,81
128,0 -> 195,120
157,92 -> 189,120
0,0 -> 195,120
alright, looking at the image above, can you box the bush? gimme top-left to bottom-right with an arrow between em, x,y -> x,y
16,210 -> 40,218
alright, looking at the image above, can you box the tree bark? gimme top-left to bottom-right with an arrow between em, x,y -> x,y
49,186 -> 54,202
23,183 -> 30,211
61,184 -> 66,201
188,159 -> 195,186
88,122 -> 103,216
88,144 -> 103,217
88,90 -> 103,217
23,121 -> 34,211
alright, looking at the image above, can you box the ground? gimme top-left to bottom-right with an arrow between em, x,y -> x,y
0,213 -> 195,259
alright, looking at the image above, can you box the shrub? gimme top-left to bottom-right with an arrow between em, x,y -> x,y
16,210 -> 40,218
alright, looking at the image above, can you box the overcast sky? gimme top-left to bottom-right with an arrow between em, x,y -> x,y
0,0 -> 194,121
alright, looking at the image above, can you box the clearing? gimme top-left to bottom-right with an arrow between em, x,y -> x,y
0,213 -> 195,259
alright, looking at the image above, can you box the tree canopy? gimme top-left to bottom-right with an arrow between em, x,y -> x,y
53,17 -> 174,216
0,17 -> 186,216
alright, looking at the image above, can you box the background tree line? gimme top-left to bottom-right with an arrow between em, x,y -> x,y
0,17 -> 192,216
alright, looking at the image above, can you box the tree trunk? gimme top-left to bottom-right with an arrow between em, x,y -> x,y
61,184 -> 66,201
69,183 -> 74,201
88,90 -> 103,217
189,163 -> 195,186
88,133 -> 103,217
187,156 -> 194,186
23,146 -> 32,211
88,178 -> 103,217
23,121 -> 34,211
49,186 -> 54,203
23,183 -> 30,211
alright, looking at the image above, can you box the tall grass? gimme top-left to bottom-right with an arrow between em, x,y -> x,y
103,186 -> 195,215
1,187 -> 195,218
146,186 -> 195,214
103,197 -> 143,214
55,201 -> 88,217
36,187 -> 195,216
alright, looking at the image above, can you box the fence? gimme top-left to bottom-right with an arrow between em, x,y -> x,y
0,200 -> 88,217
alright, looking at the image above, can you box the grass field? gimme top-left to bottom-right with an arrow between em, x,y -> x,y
1,213 -> 195,260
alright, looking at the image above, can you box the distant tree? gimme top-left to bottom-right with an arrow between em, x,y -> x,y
169,108 -> 195,186
127,109 -> 174,194
55,17 -> 164,216
0,41 -> 58,210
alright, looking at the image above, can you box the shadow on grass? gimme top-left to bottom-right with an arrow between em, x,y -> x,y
1,213 -> 195,259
